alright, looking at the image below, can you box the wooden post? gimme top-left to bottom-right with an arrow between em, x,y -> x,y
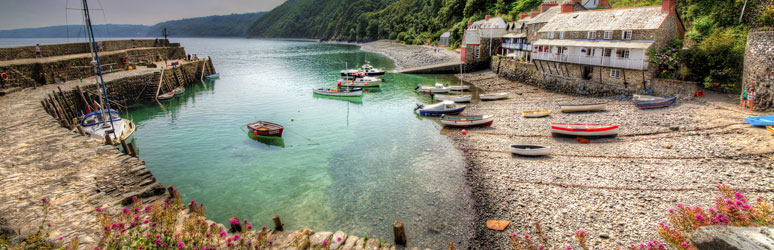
104,133 -> 113,145
120,139 -> 129,154
76,124 -> 85,136
273,216 -> 283,231
393,220 -> 407,246
127,142 -> 137,157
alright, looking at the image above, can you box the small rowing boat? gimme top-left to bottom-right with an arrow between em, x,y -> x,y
415,100 -> 465,116
247,121 -> 284,137
522,110 -> 550,118
635,97 -> 677,109
559,102 -> 607,112
510,145 -> 551,156
440,115 -> 494,127
633,94 -> 658,102
416,83 -> 449,94
745,116 -> 774,127
173,86 -> 185,96
205,73 -> 220,79
480,92 -> 509,101
158,91 -> 174,100
550,123 -> 619,137
434,94 -> 472,103
447,85 -> 470,91
313,87 -> 363,97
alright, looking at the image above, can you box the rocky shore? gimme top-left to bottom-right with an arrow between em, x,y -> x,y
359,40 -> 459,70
451,70 -> 774,249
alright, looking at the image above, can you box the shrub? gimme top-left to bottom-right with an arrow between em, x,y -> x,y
685,27 -> 747,91
648,39 -> 684,79
760,4 -> 774,27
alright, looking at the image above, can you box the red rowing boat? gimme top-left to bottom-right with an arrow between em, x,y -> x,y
550,123 -> 619,137
247,121 -> 284,137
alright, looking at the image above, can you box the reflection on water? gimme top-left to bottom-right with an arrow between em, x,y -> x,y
122,38 -> 474,249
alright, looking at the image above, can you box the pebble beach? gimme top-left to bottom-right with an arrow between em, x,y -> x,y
358,41 -> 774,249
359,40 -> 459,70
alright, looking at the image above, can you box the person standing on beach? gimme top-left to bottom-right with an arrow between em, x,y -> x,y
35,44 -> 41,58
748,88 -> 757,111
741,88 -> 748,109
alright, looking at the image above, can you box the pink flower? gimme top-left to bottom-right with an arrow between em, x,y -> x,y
575,230 -> 587,237
734,192 -> 745,200
138,246 -> 145,250
57,236 -> 63,241
538,246 -> 544,250
681,242 -> 688,247
219,231 -> 227,238
143,219 -> 150,224
41,197 -> 49,203
695,214 -> 705,221
524,234 -> 531,239
262,226 -> 267,230
246,225 -> 253,230
742,204 -> 751,210
511,233 -> 517,237
95,207 -> 102,212
676,203 -> 684,208
144,206 -> 152,213
243,219 -> 248,224
229,218 -> 239,226
177,241 -> 185,249
337,237 -> 342,242
323,240 -> 328,246
566,246 -> 572,250
132,196 -> 138,202
234,235 -> 240,241
206,232 -> 211,238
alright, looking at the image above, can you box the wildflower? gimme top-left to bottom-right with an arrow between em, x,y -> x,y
161,243 -> 167,247
177,241 -> 185,249
734,192 -> 745,200
246,225 -> 253,230
262,226 -> 267,230
151,222 -> 157,228
219,231 -> 227,238
146,234 -> 152,238
234,235 -> 240,241
575,230 -> 587,237
227,237 -> 233,243
229,218 -> 239,226
144,206 -> 152,213
566,246 -> 572,250
323,239 -> 328,246
134,207 -> 141,213
742,204 -> 752,210
677,203 -> 684,208
681,242 -> 688,247
190,200 -> 197,206
95,207 -> 102,212
163,230 -> 169,234
538,246 -> 544,250
695,214 -> 705,221
57,236 -> 63,241
122,208 -> 131,215
511,233 -> 517,237
41,197 -> 49,203
524,234 -> 531,240
143,219 -> 150,224
243,219 -> 248,224
227,242 -> 234,247
337,237 -> 342,242
206,232 -> 211,238
138,246 -> 145,250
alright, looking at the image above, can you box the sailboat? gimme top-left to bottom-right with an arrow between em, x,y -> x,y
76,0 -> 134,144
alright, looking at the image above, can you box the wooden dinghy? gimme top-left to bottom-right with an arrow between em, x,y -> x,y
434,94 -> 472,103
522,110 -> 550,118
158,91 -> 175,100
558,102 -> 607,112
510,145 -> 551,156
550,123 -> 619,137
173,86 -> 185,96
635,97 -> 677,109
633,94 -> 659,102
440,115 -> 494,127
744,116 -> 774,127
480,92 -> 509,101
447,85 -> 470,91
247,121 -> 284,137
312,87 -> 363,97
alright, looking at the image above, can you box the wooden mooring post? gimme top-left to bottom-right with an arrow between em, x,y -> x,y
104,134 -> 113,145
120,139 -> 129,154
273,216 -> 283,231
393,220 -> 407,246
127,142 -> 137,157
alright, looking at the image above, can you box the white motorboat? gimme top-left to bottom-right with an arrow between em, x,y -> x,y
80,109 -> 135,144
414,100 -> 466,116
434,94 -> 472,103
510,145 -> 551,156
313,87 -> 363,97
337,76 -> 381,87
480,92 -> 509,101
416,83 -> 449,94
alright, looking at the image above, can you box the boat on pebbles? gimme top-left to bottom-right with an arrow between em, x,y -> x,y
559,102 -> 607,112
434,94 -> 472,103
480,92 -> 509,101
522,110 -> 550,118
158,91 -> 175,100
440,115 -> 494,127
550,123 -> 619,137
635,96 -> 677,109
510,145 -> 551,156
415,100 -> 465,116
80,109 -> 135,144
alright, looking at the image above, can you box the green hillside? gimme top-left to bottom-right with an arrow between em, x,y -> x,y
146,12 -> 265,37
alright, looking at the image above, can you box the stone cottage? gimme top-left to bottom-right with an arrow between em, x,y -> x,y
530,0 -> 685,88
461,14 -> 507,66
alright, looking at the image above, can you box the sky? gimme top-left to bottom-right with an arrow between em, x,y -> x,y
0,0 -> 286,30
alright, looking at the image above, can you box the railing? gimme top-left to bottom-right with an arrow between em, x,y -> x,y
532,52 -> 648,70
502,43 -> 532,51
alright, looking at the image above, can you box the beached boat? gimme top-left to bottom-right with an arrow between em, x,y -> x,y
768,126 -> 774,134
447,85 -> 470,91
80,109 -> 135,143
158,91 -> 175,100
550,123 -> 619,137
313,87 -> 363,97
522,110 -> 551,118
173,86 -> 185,96
440,115 -> 494,127
205,73 -> 220,79
415,100 -> 465,116
416,83 -> 449,94
510,145 -> 551,156
480,92 -> 509,101
559,102 -> 607,112
247,121 -> 284,137
434,94 -> 472,103
633,94 -> 659,102
745,116 -> 774,127
635,97 -> 677,109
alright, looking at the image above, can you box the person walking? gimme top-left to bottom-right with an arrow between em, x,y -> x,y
741,88 -> 749,109
35,44 -> 41,58
748,88 -> 757,111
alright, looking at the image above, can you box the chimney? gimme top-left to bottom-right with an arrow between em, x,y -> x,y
485,14 -> 491,21
531,10 -> 540,18
662,0 -> 676,15
541,2 -> 558,13
560,2 -> 574,13
520,12 -> 530,19
598,0 -> 610,8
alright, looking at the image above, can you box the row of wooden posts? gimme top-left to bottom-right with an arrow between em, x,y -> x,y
40,85 -> 138,157
225,216 -> 407,246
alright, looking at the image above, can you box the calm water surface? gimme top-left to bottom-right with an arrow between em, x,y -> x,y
1,37 -> 475,248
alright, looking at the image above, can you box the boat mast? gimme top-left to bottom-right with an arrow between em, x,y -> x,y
82,0 -> 117,138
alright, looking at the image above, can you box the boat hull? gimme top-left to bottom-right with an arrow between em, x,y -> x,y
510,145 -> 551,156
448,86 -> 470,91
744,116 -> 774,127
158,92 -> 175,100
559,103 -> 607,112
768,126 -> 774,134
313,88 -> 363,97
247,121 -> 284,137
480,92 -> 509,100
341,72 -> 385,77
338,81 -> 381,88
205,73 -> 220,79
635,97 -> 676,109
440,115 -> 494,127
434,94 -> 472,103
522,110 -> 550,118
418,106 -> 465,116
550,123 -> 619,137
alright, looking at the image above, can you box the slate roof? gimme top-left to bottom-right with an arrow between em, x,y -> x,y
527,6 -> 561,25
539,6 -> 669,32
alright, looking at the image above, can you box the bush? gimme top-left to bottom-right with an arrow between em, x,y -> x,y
760,4 -> 774,27
648,39 -> 684,79
685,26 -> 747,91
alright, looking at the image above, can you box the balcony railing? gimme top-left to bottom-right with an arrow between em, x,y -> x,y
532,52 -> 648,70
502,43 -> 532,51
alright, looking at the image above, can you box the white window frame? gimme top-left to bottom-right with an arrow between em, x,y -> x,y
559,32 -> 565,39
603,48 -> 612,57
617,49 -> 630,59
587,31 -> 596,39
622,30 -> 633,40
603,31 -> 613,40
475,46 -> 480,59
584,47 -> 596,57
548,32 -> 554,39
610,69 -> 622,78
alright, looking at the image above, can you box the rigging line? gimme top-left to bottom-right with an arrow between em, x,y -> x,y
96,0 -> 111,39
65,0 -> 69,42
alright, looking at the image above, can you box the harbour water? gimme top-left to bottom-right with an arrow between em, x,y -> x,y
102,38 -> 477,248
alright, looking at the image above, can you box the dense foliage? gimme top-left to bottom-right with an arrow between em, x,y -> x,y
147,12 -> 265,37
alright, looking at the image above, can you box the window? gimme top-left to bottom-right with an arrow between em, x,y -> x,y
604,31 -> 613,40
587,31 -> 596,39
559,32 -> 565,39
475,46 -> 480,59
616,49 -> 630,59
584,47 -> 596,56
610,69 -> 621,78
622,30 -> 633,40
548,32 -> 554,39
603,48 -> 612,57
557,47 -> 567,55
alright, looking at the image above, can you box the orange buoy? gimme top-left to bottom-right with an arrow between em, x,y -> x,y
0,72 -> 7,81
461,129 -> 467,135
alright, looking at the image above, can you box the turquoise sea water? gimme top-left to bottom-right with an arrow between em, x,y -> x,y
0,38 -> 475,248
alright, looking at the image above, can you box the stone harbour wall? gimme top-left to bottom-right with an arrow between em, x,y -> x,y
743,29 -> 774,111
0,39 -> 172,61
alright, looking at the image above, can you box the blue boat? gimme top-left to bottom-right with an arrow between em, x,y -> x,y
205,73 -> 220,79
414,101 -> 466,116
635,97 -> 677,109
744,116 -> 774,127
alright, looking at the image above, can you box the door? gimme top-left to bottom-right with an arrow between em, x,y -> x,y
582,66 -> 593,80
